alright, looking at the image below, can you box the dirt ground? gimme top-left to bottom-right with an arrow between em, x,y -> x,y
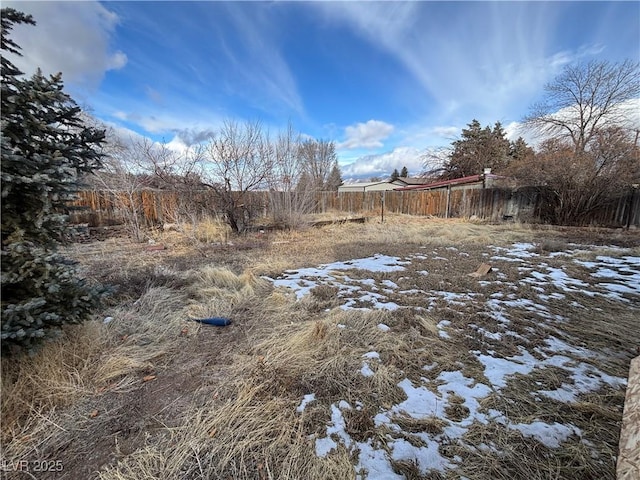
1,215 -> 638,480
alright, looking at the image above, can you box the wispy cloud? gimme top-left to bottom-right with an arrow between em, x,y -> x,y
4,1 -> 126,89
211,3 -> 304,116
316,2 -> 609,126
144,86 -> 164,105
95,97 -> 225,144
8,1 -> 635,162
90,2 -> 304,136
338,120 -> 394,149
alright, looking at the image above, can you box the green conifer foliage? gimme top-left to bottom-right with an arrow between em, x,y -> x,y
1,8 -> 107,352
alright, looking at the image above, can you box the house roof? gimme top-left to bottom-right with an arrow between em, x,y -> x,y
393,174 -> 501,191
340,181 -> 391,188
340,177 -> 431,189
395,177 -> 433,185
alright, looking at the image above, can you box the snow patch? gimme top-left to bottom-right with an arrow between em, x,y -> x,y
297,393 -> 317,413
509,421 -> 581,448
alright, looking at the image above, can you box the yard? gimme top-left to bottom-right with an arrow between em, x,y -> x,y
1,216 -> 638,479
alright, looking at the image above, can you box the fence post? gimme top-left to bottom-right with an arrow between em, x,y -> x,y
627,184 -> 639,230
445,186 -> 451,219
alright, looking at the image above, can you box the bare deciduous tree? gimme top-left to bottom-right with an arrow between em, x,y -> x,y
514,60 -> 640,224
90,121 -> 208,240
92,128 -> 148,241
93,118 -> 342,235
298,139 -> 338,190
421,147 -> 451,179
133,137 -> 205,190
268,123 -> 318,227
508,129 -> 639,224
203,120 -> 273,233
524,60 -> 640,154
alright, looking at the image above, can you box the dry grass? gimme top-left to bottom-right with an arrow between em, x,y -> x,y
392,414 -> 448,435
191,216 -> 231,244
1,321 -> 104,444
244,215 -> 539,278
1,214 -> 638,479
0,266 -> 268,477
93,308 -> 425,480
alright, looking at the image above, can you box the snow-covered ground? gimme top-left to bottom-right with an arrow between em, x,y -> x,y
266,243 -> 639,478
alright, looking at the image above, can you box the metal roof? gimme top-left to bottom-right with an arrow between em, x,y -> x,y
393,174 -> 501,191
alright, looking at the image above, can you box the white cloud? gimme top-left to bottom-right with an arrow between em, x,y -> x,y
137,116 -> 175,135
4,1 -> 127,89
613,97 -> 640,131
393,122 -> 460,149
105,110 -> 177,135
509,122 -> 549,150
341,146 -> 438,179
105,105 -> 222,138
112,111 -> 128,121
107,51 -> 128,71
338,120 -> 395,149
503,121 -> 541,149
164,136 -> 191,155
429,126 -> 459,140
504,121 -> 524,141
101,121 -> 147,147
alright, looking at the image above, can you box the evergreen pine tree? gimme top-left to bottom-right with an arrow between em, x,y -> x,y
443,119 -> 512,179
1,8 -> 107,352
509,137 -> 535,162
325,161 -> 343,191
400,166 -> 408,178
489,122 -> 511,172
390,168 -> 400,181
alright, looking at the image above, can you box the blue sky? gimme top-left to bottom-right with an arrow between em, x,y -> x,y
5,1 -> 640,178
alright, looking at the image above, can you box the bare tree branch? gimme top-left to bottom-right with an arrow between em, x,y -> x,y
524,60 -> 640,153
203,119 -> 274,232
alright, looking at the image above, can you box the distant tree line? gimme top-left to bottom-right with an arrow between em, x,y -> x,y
390,166 -> 409,181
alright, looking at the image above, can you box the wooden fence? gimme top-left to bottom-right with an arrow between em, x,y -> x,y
68,190 -> 270,227
68,187 -> 639,229
315,188 -> 541,222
